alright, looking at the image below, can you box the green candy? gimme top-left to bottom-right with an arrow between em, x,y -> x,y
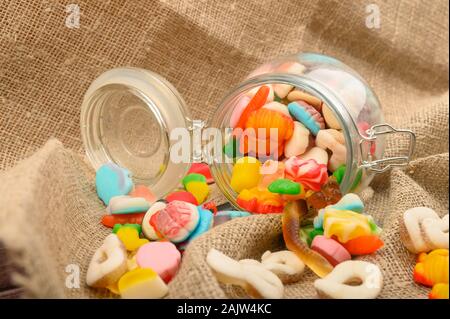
113,223 -> 141,235
299,225 -> 314,245
268,179 -> 301,195
333,164 -> 363,191
307,229 -> 324,246
182,173 -> 206,188
273,93 -> 282,103
223,137 -> 240,159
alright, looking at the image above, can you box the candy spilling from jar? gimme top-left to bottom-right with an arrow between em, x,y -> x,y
86,162 -> 252,298
226,71 -> 369,214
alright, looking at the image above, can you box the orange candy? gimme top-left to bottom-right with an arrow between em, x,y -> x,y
237,186 -> 284,214
341,235 -> 384,255
101,213 -> 146,228
239,133 -> 284,158
234,85 -> 270,130
245,108 -> 294,142
129,185 -> 156,203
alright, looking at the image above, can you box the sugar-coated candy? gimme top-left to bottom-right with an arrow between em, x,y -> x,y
118,268 -> 168,299
230,156 -> 261,193
234,85 -> 271,130
429,283 -> 449,299
166,191 -> 198,205
187,163 -> 213,184
116,224 -> 149,252
328,193 -> 364,213
316,129 -> 346,172
182,173 -> 209,204
230,95 -> 251,128
106,196 -> 150,215
150,200 -> 200,243
268,179 -> 303,195
101,212 -> 146,228
306,177 -> 342,210
206,248 -> 284,299
141,201 -> 167,240
129,185 -> 156,203
258,160 -> 285,190
400,207 -> 448,253
96,163 -> 133,205
311,235 -> 351,266
186,206 -> 213,241
260,250 -> 305,284
287,89 -> 323,112
86,234 -> 128,288
323,209 -> 372,243
284,121 -> 310,158
136,242 -> 181,283
284,157 -> 328,191
237,186 -> 284,214
297,146 -> 328,165
321,103 -> 341,129
262,101 -> 291,117
288,101 -> 325,136
213,210 -> 251,226
282,200 -> 333,278
414,249 -> 449,287
342,235 -> 384,255
314,261 -> 383,299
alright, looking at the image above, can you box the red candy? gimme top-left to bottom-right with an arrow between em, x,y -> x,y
341,235 -> 384,255
101,213 -> 146,228
166,191 -> 198,206
187,163 -> 213,184
285,157 -> 328,191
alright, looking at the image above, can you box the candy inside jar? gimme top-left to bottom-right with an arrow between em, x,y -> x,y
207,53 -> 405,214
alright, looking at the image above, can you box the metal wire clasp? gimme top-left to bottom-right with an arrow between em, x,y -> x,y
359,124 -> 416,173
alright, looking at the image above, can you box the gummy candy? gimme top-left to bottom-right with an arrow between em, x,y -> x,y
136,242 -> 181,283
268,179 -> 303,195
213,210 -> 251,227
282,200 -> 334,278
244,108 -> 294,142
230,156 -> 261,193
234,85 -> 270,130
332,164 -> 363,191
258,160 -> 285,190
306,177 -> 342,210
341,235 -> 384,255
311,235 -> 351,266
239,131 -> 284,158
182,173 -> 209,204
113,223 -> 141,235
285,157 -> 328,191
414,249 -> 449,287
223,137 -> 240,159
287,101 -> 325,136
116,225 -> 149,252
187,163 -> 213,184
323,209 -> 373,243
429,283 -> 449,299
101,213 -> 146,228
129,185 -> 156,204
166,190 -> 198,206
237,187 -> 284,214
284,121 -> 310,158
118,268 -> 168,299
96,163 -> 133,205
328,193 -> 364,213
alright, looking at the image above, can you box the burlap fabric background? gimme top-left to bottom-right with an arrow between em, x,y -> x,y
0,0 -> 448,298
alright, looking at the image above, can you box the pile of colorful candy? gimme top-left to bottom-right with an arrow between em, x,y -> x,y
86,162 -> 250,298
400,207 -> 449,299
227,72 -> 366,214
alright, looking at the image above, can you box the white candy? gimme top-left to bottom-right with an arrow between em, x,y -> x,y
316,129 -> 347,172
284,121 -> 310,158
322,103 -> 341,129
297,147 -> 328,165
261,250 -> 305,283
106,195 -> 150,215
142,201 -> 167,240
314,260 -> 383,299
262,101 -> 290,117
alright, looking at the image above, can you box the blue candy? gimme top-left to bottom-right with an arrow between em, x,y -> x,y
288,102 -> 321,135
213,210 -> 251,227
329,193 -> 364,213
186,207 -> 214,241
313,209 -> 325,229
95,163 -> 133,205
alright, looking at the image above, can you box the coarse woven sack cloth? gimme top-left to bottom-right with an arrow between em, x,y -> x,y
0,0 -> 448,298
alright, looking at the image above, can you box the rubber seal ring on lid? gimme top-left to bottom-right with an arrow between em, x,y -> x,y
358,124 -> 416,173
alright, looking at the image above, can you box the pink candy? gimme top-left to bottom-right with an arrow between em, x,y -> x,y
311,235 -> 351,266
284,157 -> 328,191
136,242 -> 181,283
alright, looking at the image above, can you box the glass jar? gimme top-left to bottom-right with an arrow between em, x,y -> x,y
81,53 -> 415,209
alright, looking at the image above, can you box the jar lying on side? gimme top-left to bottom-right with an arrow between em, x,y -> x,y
81,53 -> 416,213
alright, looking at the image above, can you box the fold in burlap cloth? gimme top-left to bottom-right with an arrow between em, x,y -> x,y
0,0 -> 448,298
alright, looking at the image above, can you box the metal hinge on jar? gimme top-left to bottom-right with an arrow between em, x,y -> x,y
359,124 -> 416,173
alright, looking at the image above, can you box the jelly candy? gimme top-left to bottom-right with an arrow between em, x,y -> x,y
96,163 -> 133,205
284,121 -> 310,157
237,186 -> 284,214
332,164 -> 363,191
260,250 -> 305,284
239,131 -> 284,158
314,260 -> 383,299
316,129 -> 346,172
297,146 -> 328,165
299,225 -> 324,246
311,235 -> 351,266
150,200 -> 200,243
185,206 -> 214,242
129,185 -> 156,204
187,163 -> 213,184
141,201 -> 166,240
213,210 -> 251,226
182,173 -> 209,204
341,235 -> 384,255
306,177 -> 342,210
106,196 -> 150,214
268,179 -> 303,195
322,103 -> 341,129
86,234 -> 128,288
284,157 -> 328,191
414,249 -> 449,287
323,209 -> 372,243
230,95 -> 251,128
262,101 -> 290,117
328,193 -> 364,213
118,268 -> 168,299
101,212 -> 146,228
202,201 -> 218,214
288,101 -> 325,136
113,223 -> 141,235
244,108 -> 294,142
136,242 -> 181,283
287,89 -> 323,112
234,85 -> 270,130
166,190 -> 198,205
313,209 -> 325,229
230,156 -> 261,193
223,137 -> 240,158
116,224 -> 149,252
429,283 -> 449,299
282,200 -> 334,278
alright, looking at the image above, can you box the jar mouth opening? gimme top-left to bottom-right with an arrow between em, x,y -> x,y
80,67 -> 191,199
208,73 -> 361,210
